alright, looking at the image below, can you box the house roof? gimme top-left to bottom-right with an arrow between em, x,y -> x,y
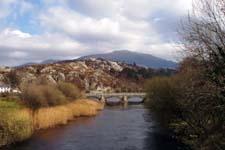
0,84 -> 11,88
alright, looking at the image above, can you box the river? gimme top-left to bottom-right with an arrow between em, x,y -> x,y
3,98 -> 186,150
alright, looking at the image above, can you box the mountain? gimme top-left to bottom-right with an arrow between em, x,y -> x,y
79,50 -> 178,69
41,59 -> 59,64
16,59 -> 59,68
16,62 -> 38,68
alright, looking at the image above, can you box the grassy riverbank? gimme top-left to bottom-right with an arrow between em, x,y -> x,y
0,99 -> 104,147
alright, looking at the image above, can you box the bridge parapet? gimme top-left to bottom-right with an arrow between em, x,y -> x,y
86,92 -> 146,98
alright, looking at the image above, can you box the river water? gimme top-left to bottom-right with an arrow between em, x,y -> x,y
3,99 -> 186,150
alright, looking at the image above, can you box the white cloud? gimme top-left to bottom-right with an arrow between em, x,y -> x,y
0,0 -> 194,65
144,43 -> 185,61
0,28 -> 86,60
2,28 -> 31,38
39,7 -> 120,39
69,0 -> 193,20
38,6 -> 161,46
9,51 -> 28,58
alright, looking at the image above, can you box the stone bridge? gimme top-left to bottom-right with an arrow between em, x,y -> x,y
86,92 -> 146,104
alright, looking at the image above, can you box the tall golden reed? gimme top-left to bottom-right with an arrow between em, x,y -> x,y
0,109 -> 33,147
0,99 -> 104,147
33,99 -> 104,130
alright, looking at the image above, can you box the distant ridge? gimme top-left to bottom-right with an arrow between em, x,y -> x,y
40,59 -> 59,64
79,50 -> 178,69
17,50 -> 178,69
16,59 -> 59,68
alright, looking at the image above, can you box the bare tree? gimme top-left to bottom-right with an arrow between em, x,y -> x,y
180,0 -> 225,90
181,0 -> 225,61
179,1 -> 225,149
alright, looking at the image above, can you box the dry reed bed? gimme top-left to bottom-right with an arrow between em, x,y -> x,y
0,109 -> 33,147
0,99 -> 104,147
33,99 -> 104,129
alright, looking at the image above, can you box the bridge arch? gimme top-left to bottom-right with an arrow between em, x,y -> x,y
105,96 -> 122,101
127,96 -> 145,104
86,96 -> 101,100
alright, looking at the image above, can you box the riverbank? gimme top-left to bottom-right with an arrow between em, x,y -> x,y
2,104 -> 188,150
0,99 -> 104,147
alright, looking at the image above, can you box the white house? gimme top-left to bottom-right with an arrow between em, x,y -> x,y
12,88 -> 21,93
0,84 -> 11,93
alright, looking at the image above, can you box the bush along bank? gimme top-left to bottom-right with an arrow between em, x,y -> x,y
0,82 -> 104,147
145,58 -> 225,150
145,1 -> 225,149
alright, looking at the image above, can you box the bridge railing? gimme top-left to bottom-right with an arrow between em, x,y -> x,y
86,92 -> 146,97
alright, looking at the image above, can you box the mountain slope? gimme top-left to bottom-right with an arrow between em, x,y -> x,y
16,59 -> 59,68
79,50 -> 178,69
41,59 -> 59,64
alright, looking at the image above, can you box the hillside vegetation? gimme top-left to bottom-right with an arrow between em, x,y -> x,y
1,58 -> 175,93
145,1 -> 225,149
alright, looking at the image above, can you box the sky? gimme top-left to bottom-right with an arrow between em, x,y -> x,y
0,0 -> 193,66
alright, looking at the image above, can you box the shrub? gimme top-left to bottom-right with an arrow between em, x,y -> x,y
0,93 -> 21,104
145,60 -> 225,150
4,70 -> 20,88
42,85 -> 66,106
57,82 -> 81,101
21,84 -> 48,110
21,84 -> 66,110
145,77 -> 181,127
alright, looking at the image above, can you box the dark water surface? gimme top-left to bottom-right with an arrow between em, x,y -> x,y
3,102 -> 186,150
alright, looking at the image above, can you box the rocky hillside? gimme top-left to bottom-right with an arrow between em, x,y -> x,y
0,58 -> 175,92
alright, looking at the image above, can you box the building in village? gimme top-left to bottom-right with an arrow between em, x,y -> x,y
0,84 -> 11,93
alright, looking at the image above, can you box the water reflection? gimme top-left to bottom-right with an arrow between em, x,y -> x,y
106,97 -> 121,102
128,97 -> 143,103
2,103 -> 187,150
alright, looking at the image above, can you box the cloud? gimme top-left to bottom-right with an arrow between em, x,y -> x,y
144,43 -> 185,62
37,4 -> 180,60
68,0 -> 121,18
0,0 -> 17,19
0,28 -> 84,51
0,0 -> 193,66
0,28 -> 87,66
68,0 -> 193,20
2,28 -> 31,38
9,51 -> 28,59
38,6 -> 160,44
0,0 -> 34,20
39,7 -> 121,41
